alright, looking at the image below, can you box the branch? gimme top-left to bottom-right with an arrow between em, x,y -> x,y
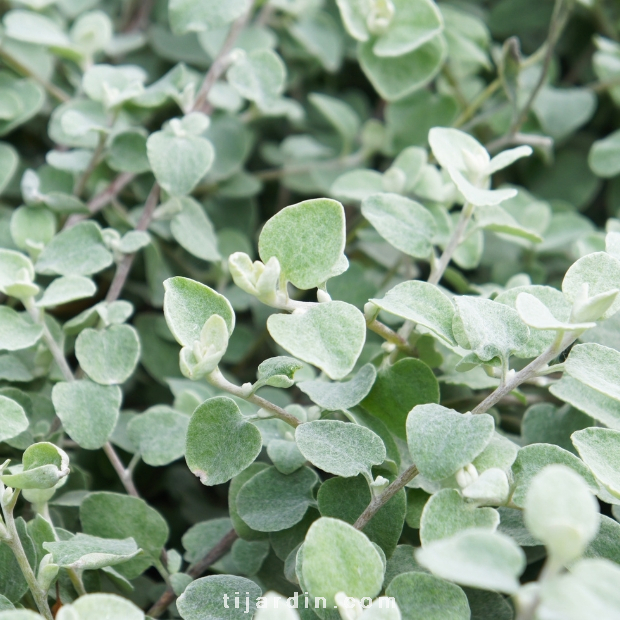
366,319 -> 415,353
192,1 -> 257,113
147,529 -> 238,618
73,134 -> 107,199
354,465 -> 419,530
105,182 -> 160,303
103,442 -> 140,498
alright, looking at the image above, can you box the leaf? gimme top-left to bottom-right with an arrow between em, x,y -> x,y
416,530 -> 525,594
533,87 -> 596,142
177,575 -> 262,620
231,539 -> 270,576
0,517 -> 36,603
35,221 -> 113,276
453,296 -> 529,364
386,572 -> 470,620
163,276 -> 235,347
309,93 -> 360,147
420,489 -> 499,545
55,593 -> 145,620
0,75 -> 45,138
361,193 -> 436,258
0,143 -> 18,195
258,198 -> 347,290
107,130 -> 151,173
254,592 -> 302,620
370,281 -> 456,346
298,363 -> 376,410
589,129 -> 620,178
228,49 -> 286,108
127,406 -> 189,466
331,169 -> 384,202
474,205 -> 542,243
169,0 -> 250,34
510,443 -> 597,508
406,404 -> 495,481
229,463 -> 270,541
267,301 -> 366,380
359,34 -> 447,101
0,249 -> 35,295
372,0 -> 444,58
362,358 -> 440,439
75,324 -> 141,385
0,307 -> 42,351
0,395 -> 28,443
1,442 -> 69,490
317,475 -> 406,558
43,534 -> 140,570
302,517 -> 384,607
562,252 -> 620,320
296,420 -> 386,478
525,464 -> 599,566
52,380 -> 122,450
515,292 -> 594,331
36,275 -> 96,308
170,197 -> 221,262
572,428 -> 620,501
267,439 -> 306,475
564,343 -> 620,402
3,10 -> 70,47
236,466 -> 318,532
186,396 -> 262,486
539,558 -> 620,620
257,357 -> 303,385
80,491 -> 169,575
182,517 -> 233,563
146,130 -> 214,196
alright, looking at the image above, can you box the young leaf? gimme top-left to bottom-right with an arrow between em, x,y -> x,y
362,358 -> 440,439
185,396 -> 262,486
416,530 -> 525,594
406,404 -> 495,481
127,406 -> 190,466
170,197 -> 221,262
420,489 -> 499,545
302,517 -> 384,607
258,198 -> 347,290
75,324 -> 140,385
1,442 -> 69,490
524,464 -> 599,567
361,193 -> 437,259
0,395 -> 29,443
298,363 -> 376,411
52,380 -> 121,450
176,575 -> 261,620
168,0 -> 250,35
163,276 -> 235,347
10,205 -> 56,252
267,301 -> 366,380
236,466 -> 318,532
228,49 -> 286,108
295,419 -> 386,478
386,572 -> 470,620
370,281 -> 456,346
36,275 -> 96,308
0,249 -> 35,295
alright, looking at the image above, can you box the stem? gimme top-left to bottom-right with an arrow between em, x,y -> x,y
192,1 -> 257,113
366,319 -> 415,353
106,182 -> 160,303
428,202 -> 475,286
207,368 -> 301,428
354,465 -> 419,530
73,134 -> 107,198
63,172 -> 136,230
0,47 -> 71,103
147,529 -> 238,618
1,492 -> 54,620
24,301 -> 74,383
471,331 -> 573,415
103,442 -> 140,497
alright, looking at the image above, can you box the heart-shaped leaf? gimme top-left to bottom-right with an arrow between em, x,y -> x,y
267,301 -> 366,380
0,307 -> 42,351
185,396 -> 262,486
76,324 -> 140,385
406,404 -> 495,481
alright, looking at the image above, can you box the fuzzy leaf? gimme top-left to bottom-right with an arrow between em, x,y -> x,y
0,395 -> 28,443
43,534 -> 140,570
55,594 -> 144,620
572,428 -> 620,501
170,197 -> 220,262
228,49 -> 286,108
0,307 -> 42,351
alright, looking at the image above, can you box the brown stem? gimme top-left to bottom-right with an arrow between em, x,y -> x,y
354,465 -> 419,531
106,182 -> 160,303
103,442 -> 140,498
73,134 -> 107,199
63,172 -> 135,230
147,529 -> 238,618
192,1 -> 257,113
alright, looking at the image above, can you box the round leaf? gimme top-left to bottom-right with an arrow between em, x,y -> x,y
0,395 -> 28,443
